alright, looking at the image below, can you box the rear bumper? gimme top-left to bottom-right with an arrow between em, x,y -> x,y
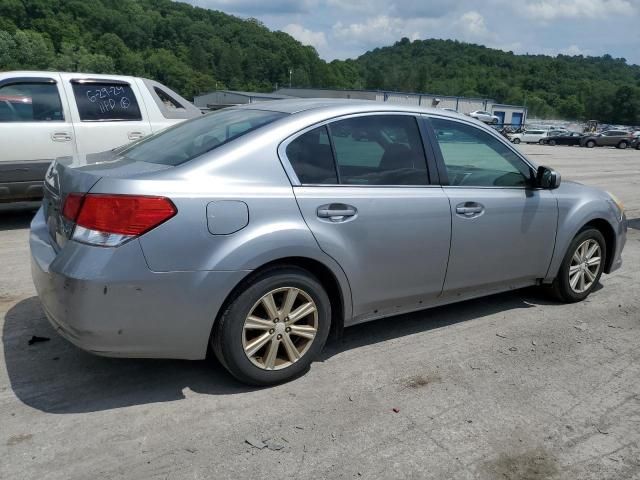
30,208 -> 249,359
0,160 -> 50,202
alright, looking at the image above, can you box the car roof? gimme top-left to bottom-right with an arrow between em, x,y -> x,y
233,98 -> 462,118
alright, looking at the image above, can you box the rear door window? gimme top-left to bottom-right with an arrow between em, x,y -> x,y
328,115 -> 429,186
0,82 -> 64,122
286,126 -> 338,184
71,81 -> 142,121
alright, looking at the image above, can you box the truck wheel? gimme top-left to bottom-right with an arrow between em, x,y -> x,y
212,266 -> 331,385
551,228 -> 606,303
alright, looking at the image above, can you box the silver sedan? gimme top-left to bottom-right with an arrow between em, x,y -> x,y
31,100 -> 627,385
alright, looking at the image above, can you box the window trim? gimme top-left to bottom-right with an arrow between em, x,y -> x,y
70,78 -> 142,122
425,114 -> 539,189
0,77 -> 65,123
277,111 -> 436,188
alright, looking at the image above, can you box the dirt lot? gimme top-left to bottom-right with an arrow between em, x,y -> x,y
1,144 -> 639,480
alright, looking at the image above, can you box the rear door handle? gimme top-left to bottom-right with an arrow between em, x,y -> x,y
317,204 -> 357,222
51,132 -> 72,142
456,202 -> 485,217
128,131 -> 145,141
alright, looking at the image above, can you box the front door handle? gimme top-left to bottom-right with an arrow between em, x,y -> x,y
128,131 -> 145,141
317,203 -> 357,222
456,202 -> 485,217
51,132 -> 72,142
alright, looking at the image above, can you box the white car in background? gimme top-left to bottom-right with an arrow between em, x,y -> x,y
510,129 -> 549,144
0,71 -> 202,202
468,110 -> 500,124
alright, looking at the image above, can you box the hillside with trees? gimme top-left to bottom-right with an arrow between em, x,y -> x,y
0,0 -> 639,123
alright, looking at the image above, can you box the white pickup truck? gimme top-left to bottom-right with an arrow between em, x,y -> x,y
0,71 -> 202,202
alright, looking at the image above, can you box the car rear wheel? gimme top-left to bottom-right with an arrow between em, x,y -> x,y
538,139 -> 545,145
551,228 -> 606,303
617,141 -> 628,149
513,138 -> 521,144
212,267 -> 331,385
585,140 -> 596,148
548,139 -> 556,146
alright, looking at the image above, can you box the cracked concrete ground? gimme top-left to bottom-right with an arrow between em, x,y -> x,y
1,144 -> 639,479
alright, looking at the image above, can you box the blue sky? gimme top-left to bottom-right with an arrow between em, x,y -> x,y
183,0 -> 640,65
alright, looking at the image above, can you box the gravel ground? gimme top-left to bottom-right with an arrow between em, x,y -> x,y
1,144 -> 639,480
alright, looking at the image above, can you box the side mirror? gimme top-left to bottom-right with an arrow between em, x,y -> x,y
537,166 -> 561,189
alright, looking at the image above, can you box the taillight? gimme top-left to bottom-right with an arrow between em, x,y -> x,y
62,193 -> 85,221
63,193 -> 176,247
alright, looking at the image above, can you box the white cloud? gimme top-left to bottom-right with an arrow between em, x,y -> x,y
282,23 -> 328,51
458,11 -> 490,37
332,15 -> 434,52
521,0 -> 636,21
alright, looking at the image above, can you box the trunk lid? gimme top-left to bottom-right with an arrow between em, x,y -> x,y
43,149 -> 172,248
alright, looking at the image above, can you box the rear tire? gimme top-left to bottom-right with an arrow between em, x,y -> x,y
212,267 -> 331,385
617,141 -> 628,149
548,139 -> 556,146
551,228 -> 606,303
513,138 -> 521,144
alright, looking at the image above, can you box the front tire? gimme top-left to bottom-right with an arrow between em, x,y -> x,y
548,139 -> 556,146
212,267 -> 331,385
617,140 -> 628,149
585,140 -> 596,148
551,228 -> 606,303
513,138 -> 521,144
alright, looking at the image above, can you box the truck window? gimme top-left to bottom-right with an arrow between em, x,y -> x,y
0,82 -> 64,122
154,87 -> 185,111
71,81 -> 142,122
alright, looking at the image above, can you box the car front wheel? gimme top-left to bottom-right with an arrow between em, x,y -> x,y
617,141 -> 628,149
212,267 -> 331,385
585,140 -> 596,148
552,228 -> 606,303
513,138 -> 521,144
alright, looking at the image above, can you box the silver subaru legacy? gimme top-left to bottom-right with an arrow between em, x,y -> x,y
30,99 -> 627,385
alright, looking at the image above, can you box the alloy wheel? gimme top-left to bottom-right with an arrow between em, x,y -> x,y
568,239 -> 602,294
242,287 -> 318,370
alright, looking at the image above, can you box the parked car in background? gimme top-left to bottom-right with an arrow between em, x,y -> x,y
469,110 -> 500,124
542,131 -> 585,146
510,129 -> 549,144
581,130 -> 634,149
30,100 -> 627,385
0,71 -> 201,202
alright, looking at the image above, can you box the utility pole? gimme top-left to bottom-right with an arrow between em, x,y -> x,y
289,68 -> 293,88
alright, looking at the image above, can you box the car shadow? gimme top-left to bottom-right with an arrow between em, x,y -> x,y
0,202 -> 39,231
3,287 -> 561,414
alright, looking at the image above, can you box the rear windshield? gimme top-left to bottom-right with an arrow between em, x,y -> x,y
122,108 -> 286,165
